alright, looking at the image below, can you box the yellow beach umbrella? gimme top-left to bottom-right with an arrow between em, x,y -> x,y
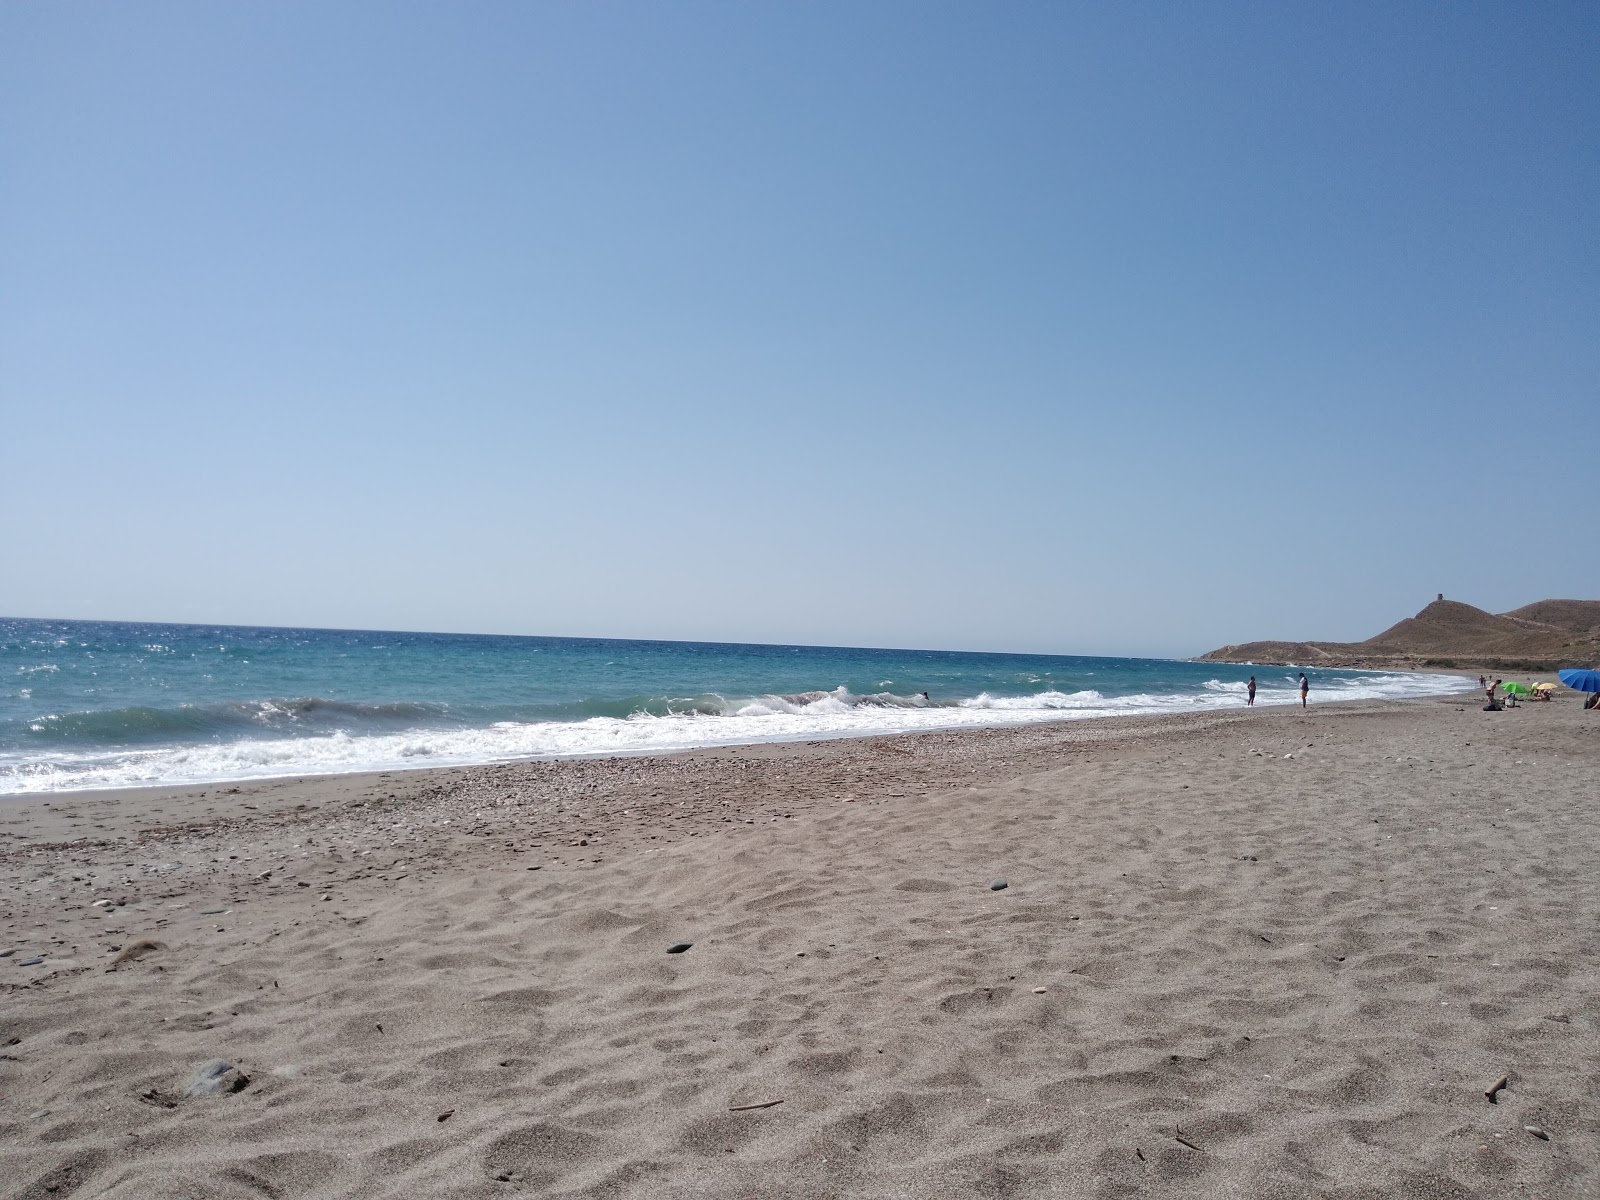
1533,682 -> 1558,691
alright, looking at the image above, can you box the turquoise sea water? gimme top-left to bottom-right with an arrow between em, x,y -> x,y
0,618 -> 1473,794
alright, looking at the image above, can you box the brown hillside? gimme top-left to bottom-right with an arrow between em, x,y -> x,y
1199,597 -> 1600,670
1500,599 -> 1600,635
1363,600 -> 1525,655
1361,599 -> 1570,659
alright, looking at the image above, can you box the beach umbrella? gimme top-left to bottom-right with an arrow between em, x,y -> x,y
1557,668 -> 1600,693
1533,682 -> 1558,691
1500,682 -> 1532,695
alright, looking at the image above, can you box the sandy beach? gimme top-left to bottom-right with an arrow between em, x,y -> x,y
2,695 -> 1596,1198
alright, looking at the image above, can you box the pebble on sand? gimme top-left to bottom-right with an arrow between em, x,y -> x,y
1524,1125 -> 1551,1141
666,943 -> 693,954
110,940 -> 166,967
990,880 -> 1008,891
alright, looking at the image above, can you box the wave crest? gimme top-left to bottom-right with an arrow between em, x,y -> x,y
0,672 -> 1478,794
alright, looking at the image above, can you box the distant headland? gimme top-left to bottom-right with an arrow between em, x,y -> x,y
1198,596 -> 1600,672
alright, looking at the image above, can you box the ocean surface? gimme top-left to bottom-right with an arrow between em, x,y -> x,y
0,618 -> 1475,795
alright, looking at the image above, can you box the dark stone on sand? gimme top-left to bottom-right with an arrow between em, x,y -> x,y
16,957 -> 44,967
666,943 -> 693,954
111,940 -> 166,967
989,880 -> 1008,891
184,1059 -> 251,1097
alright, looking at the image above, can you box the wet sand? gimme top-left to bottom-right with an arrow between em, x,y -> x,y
2,696 -> 1596,1197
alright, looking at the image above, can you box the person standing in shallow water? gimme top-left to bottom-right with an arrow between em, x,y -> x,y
1246,676 -> 1256,707
1298,673 -> 1309,709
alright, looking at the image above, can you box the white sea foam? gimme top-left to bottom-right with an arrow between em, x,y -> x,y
0,671 -> 1476,794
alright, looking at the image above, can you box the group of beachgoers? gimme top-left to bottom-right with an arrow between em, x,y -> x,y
1476,673 -> 1593,710
1240,671 -> 1590,715
1243,673 -> 1311,709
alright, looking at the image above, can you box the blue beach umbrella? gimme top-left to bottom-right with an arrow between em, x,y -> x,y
1557,668 -> 1600,693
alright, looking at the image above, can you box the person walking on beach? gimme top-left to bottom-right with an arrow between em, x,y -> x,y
1298,672 -> 1309,709
1246,676 -> 1256,707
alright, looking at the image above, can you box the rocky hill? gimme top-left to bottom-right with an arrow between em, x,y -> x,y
1198,597 -> 1600,671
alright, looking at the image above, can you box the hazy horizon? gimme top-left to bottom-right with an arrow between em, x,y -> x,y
4,589 -> 1586,663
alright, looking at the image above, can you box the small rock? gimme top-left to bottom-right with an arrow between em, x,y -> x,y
437,1109 -> 455,1122
16,957 -> 44,967
29,1110 -> 49,1120
989,880 -> 1008,891
110,940 -> 165,967
93,899 -> 113,909
184,1059 -> 251,1097
321,895 -> 332,902
200,907 -> 227,915
0,949 -> 13,958
1032,987 -> 1047,994
666,943 -> 693,954
1524,1125 -> 1550,1141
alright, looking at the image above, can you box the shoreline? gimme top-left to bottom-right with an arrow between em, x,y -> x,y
1,697 -> 1384,829
2,668 -> 1477,803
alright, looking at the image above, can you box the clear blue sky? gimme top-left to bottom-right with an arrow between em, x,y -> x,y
3,2 -> 1596,657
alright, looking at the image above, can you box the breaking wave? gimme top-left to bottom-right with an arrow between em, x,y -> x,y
0,671 -> 1474,794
